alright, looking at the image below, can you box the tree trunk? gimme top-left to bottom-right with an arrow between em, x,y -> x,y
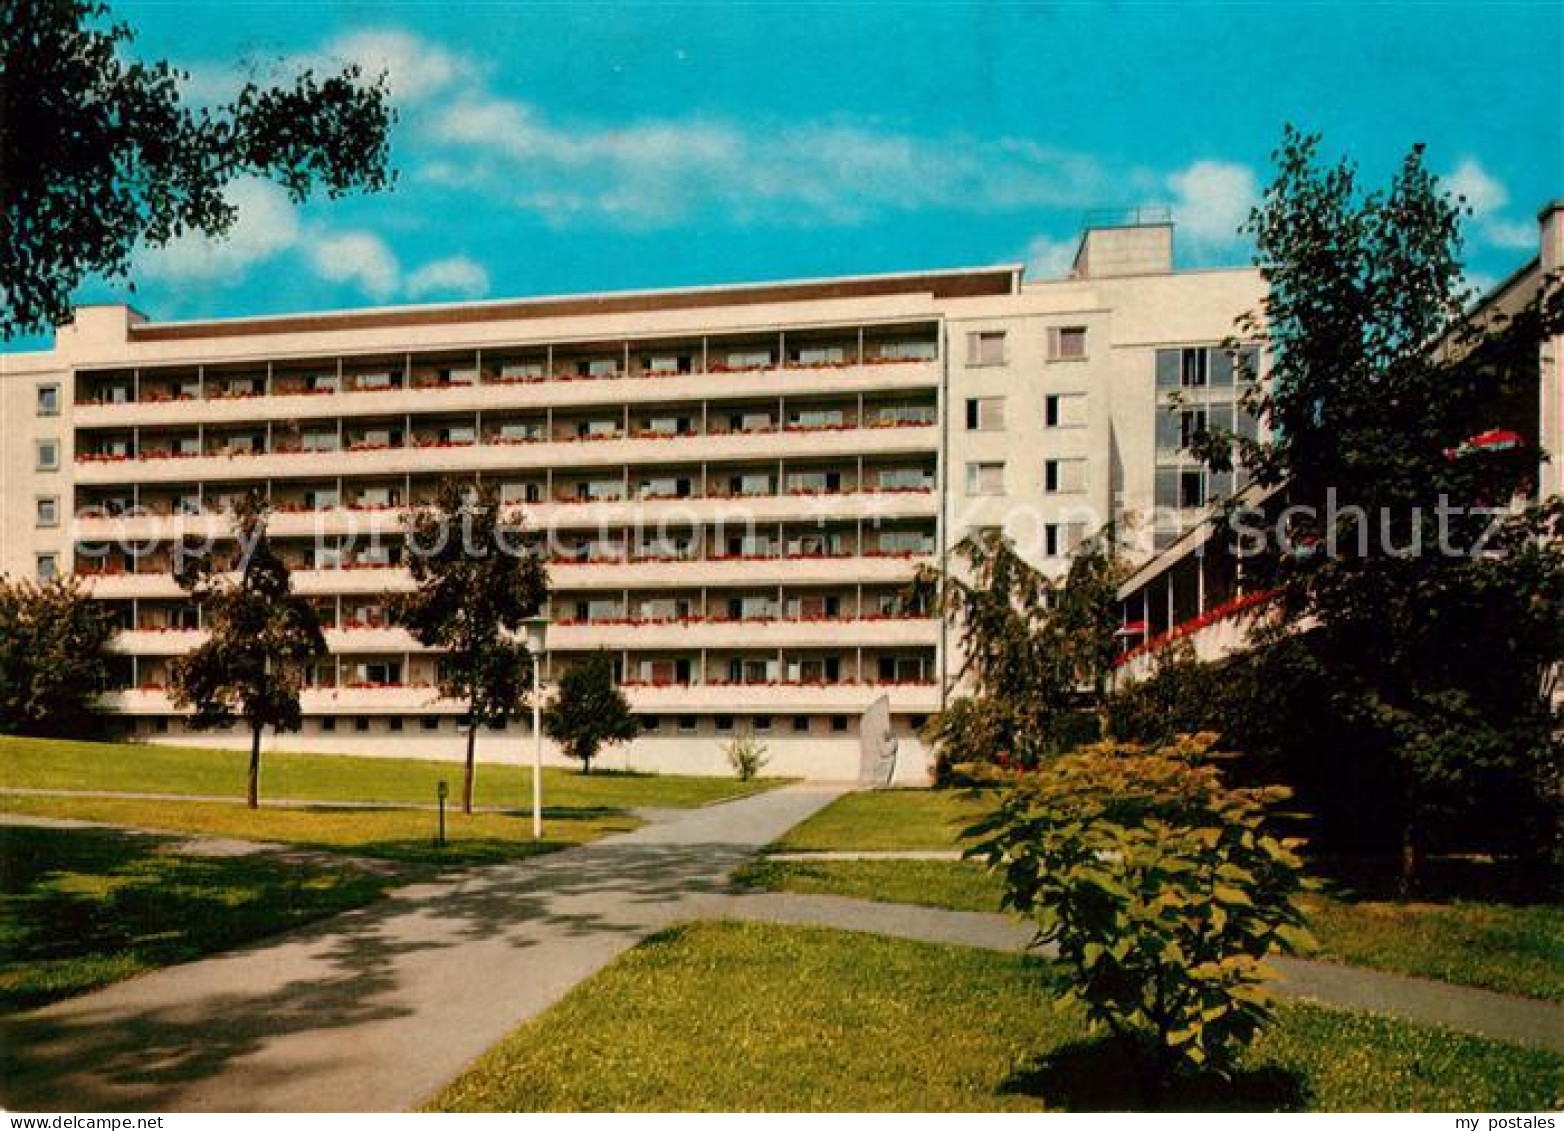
462,719 -> 478,815
247,723 -> 263,810
1399,814 -> 1422,897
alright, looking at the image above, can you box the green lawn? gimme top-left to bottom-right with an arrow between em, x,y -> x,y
0,735 -> 778,810
428,921 -> 1562,1111
0,794 -> 637,867
0,823 -> 394,1014
738,857 -> 1564,1003
770,787 -> 992,852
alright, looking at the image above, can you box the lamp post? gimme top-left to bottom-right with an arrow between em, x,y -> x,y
522,614 -> 550,840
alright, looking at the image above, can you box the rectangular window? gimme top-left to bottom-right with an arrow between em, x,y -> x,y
35,554 -> 57,581
1181,348 -> 1209,388
876,467 -> 932,491
500,361 -> 544,380
677,715 -> 698,734
36,384 -> 59,416
878,340 -> 937,362
1044,522 -> 1087,558
321,717 -> 337,733
715,715 -> 735,733
966,462 -> 1005,496
644,355 -> 690,374
964,397 -> 1006,431
35,497 -> 58,527
753,715 -> 773,733
355,717 -> 371,733
794,346 -> 844,366
35,439 -> 60,471
792,715 -> 811,733
388,717 -> 404,732
639,714 -> 661,733
967,330 -> 1007,366
1049,326 -> 1088,360
1180,470 -> 1207,509
726,350 -> 773,370
420,716 -> 441,732
831,715 -> 849,733
1180,409 -> 1208,450
1044,459 -> 1086,494
1044,394 -> 1087,428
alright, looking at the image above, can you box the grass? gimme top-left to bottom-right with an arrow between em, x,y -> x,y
427,921 -> 1562,1111
0,734 -> 778,811
736,857 -> 1005,912
0,794 -> 638,867
769,787 -> 991,852
1302,895 -> 1564,1003
0,823 -> 394,1015
738,857 -> 1564,1003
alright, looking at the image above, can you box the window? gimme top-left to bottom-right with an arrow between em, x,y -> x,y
677,715 -> 698,734
753,715 -> 773,733
1044,522 -> 1087,558
879,340 -> 937,361
967,330 -> 1006,366
35,554 -> 57,581
640,715 -> 661,733
794,346 -> 844,366
727,350 -> 773,370
966,462 -> 1005,496
1049,326 -> 1088,360
388,717 -> 404,732
1180,470 -> 1206,509
715,715 -> 735,733
964,397 -> 1006,431
36,384 -> 59,416
645,355 -> 690,375
792,715 -> 811,733
1181,348 -> 1209,387
421,716 -> 441,732
321,717 -> 337,733
1180,409 -> 1208,450
354,717 -> 371,733
35,497 -> 58,528
1044,459 -> 1086,494
35,440 -> 59,471
1044,394 -> 1087,428
830,715 -> 849,733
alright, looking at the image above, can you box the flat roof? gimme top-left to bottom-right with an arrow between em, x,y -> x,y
127,264 -> 1024,343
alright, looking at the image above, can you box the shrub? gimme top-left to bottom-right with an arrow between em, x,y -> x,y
724,728 -> 769,782
966,734 -> 1313,1098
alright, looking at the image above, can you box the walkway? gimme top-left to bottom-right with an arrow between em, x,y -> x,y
0,783 -> 849,1112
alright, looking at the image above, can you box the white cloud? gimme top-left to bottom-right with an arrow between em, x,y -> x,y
1165,160 -> 1257,246
422,97 -> 1112,226
306,231 -> 401,300
310,29 -> 467,104
1023,233 -> 1078,279
1446,159 -> 1535,252
406,255 -> 490,300
137,177 -> 300,283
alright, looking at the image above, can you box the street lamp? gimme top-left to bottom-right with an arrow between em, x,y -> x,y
522,614 -> 550,840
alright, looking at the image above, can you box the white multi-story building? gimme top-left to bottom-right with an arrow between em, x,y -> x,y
0,216 -> 1262,780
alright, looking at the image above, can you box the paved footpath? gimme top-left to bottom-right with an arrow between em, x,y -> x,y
0,784 -> 848,1113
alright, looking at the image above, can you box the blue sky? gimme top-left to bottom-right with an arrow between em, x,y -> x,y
18,1 -> 1561,348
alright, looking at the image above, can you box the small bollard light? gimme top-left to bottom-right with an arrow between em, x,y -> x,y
436,779 -> 449,847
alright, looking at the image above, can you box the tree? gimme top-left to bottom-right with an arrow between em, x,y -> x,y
1193,127 -> 1563,886
394,480 -> 548,812
0,574 -> 116,736
967,734 -> 1312,1101
169,494 -> 326,808
543,652 -> 638,774
2,0 -> 395,338
914,527 -> 1128,782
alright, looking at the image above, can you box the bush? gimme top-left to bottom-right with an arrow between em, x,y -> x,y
967,734 -> 1313,1098
724,729 -> 769,782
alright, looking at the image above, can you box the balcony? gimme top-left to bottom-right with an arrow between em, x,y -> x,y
71,355 -> 941,429
99,679 -> 941,716
72,421 -> 938,486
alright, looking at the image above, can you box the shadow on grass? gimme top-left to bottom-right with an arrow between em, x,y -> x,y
0,824 -> 393,1015
1311,856 -> 1559,907
999,1038 -> 1310,1112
